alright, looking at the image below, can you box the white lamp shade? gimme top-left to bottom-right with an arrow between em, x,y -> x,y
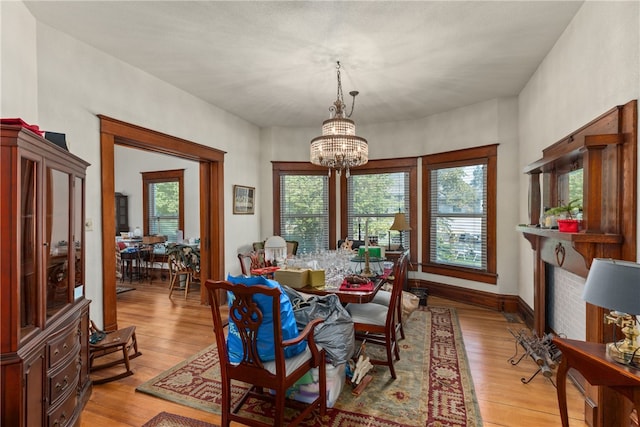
264,236 -> 287,263
582,258 -> 640,314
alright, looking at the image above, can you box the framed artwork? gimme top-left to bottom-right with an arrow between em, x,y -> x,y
233,185 -> 255,214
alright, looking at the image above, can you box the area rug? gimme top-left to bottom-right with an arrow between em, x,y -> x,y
142,411 -> 218,427
137,306 -> 482,426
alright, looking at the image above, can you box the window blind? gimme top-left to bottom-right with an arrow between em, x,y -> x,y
346,172 -> 410,249
429,162 -> 487,270
147,181 -> 179,242
280,174 -> 329,254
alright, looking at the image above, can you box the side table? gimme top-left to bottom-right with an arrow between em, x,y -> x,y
553,337 -> 640,427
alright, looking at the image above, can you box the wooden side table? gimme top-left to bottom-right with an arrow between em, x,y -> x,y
553,337 -> 640,427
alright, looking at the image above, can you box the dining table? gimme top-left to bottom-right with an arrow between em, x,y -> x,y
296,274 -> 388,304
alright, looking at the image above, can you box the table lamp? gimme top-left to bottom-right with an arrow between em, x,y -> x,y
582,258 -> 640,365
389,211 -> 411,251
264,235 -> 287,266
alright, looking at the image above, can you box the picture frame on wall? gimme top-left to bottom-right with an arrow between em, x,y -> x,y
233,185 -> 255,214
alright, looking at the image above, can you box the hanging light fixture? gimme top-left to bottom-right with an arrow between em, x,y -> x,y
310,61 -> 368,178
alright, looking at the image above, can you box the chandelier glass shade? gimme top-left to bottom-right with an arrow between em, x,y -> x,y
310,62 -> 368,178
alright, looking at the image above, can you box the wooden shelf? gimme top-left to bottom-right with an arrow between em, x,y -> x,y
516,226 -> 622,244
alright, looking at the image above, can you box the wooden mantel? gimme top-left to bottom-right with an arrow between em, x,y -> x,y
518,226 -> 622,277
519,100 -> 637,427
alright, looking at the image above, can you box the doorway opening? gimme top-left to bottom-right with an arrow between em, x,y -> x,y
100,115 -> 226,331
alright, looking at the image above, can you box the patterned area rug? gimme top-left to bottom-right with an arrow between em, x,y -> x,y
137,306 -> 482,426
142,411 -> 218,427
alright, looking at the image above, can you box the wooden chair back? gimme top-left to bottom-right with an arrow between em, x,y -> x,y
205,279 -> 327,427
390,251 -> 410,338
167,248 -> 197,299
237,250 -> 266,276
286,240 -> 299,256
348,250 -> 409,379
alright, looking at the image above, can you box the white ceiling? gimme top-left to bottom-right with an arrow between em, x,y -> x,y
24,1 -> 583,128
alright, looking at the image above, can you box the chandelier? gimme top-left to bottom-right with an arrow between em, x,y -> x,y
310,61 -> 368,178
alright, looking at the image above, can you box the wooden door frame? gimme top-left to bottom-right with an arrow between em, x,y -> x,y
99,115 -> 226,331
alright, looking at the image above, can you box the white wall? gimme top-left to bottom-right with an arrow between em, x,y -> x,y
0,2 -> 38,122
518,1 -> 640,308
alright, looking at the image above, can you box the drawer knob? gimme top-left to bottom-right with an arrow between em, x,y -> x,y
53,411 -> 67,427
55,375 -> 69,392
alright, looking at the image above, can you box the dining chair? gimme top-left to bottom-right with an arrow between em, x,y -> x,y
345,250 -> 409,379
204,279 -> 327,427
237,250 -> 266,276
371,252 -> 410,340
168,246 -> 198,299
286,240 -> 299,256
118,242 -> 144,283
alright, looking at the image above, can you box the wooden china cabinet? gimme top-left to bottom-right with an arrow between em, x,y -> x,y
1,124 -> 92,427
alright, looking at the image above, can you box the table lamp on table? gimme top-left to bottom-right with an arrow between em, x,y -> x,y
389,211 -> 411,251
582,258 -> 640,365
264,235 -> 287,266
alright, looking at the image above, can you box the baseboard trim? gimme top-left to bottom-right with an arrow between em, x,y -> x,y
409,278 -> 534,328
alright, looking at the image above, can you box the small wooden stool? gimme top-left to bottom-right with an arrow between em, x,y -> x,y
89,322 -> 141,384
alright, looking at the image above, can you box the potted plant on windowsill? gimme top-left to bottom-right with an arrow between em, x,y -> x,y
545,199 -> 582,232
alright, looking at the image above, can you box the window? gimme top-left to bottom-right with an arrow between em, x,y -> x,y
142,169 -> 184,242
273,162 -> 336,253
422,145 -> 497,284
340,158 -> 417,253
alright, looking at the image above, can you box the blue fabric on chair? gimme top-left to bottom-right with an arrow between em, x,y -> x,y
226,274 -> 306,363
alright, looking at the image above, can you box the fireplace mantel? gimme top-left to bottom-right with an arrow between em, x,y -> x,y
517,225 -> 622,277
519,100 -> 637,427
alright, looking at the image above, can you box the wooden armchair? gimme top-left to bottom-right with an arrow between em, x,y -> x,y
205,279 -> 327,427
237,250 -> 266,276
346,250 -> 409,379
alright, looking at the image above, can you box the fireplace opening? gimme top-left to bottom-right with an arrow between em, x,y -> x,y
545,264 -> 586,341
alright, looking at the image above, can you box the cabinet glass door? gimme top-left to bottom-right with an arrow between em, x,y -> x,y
20,158 -> 38,339
46,168 -> 71,318
74,176 -> 84,300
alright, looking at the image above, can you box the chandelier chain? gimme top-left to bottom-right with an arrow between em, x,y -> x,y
336,61 -> 344,110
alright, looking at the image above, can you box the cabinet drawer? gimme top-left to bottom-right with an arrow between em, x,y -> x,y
47,386 -> 77,427
48,358 -> 80,405
47,321 -> 80,368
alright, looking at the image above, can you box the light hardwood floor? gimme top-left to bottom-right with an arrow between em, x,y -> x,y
81,277 -> 588,427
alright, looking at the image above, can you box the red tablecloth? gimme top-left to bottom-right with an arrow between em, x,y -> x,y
251,266 -> 280,276
339,280 -> 374,292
